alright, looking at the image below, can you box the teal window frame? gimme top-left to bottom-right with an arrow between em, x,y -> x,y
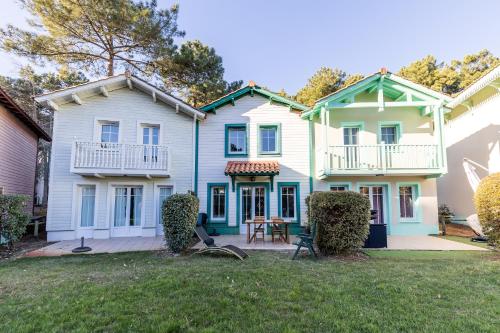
207,183 -> 229,224
378,121 -> 403,144
329,182 -> 352,191
396,182 -> 422,223
277,182 -> 301,223
225,123 -> 249,157
257,123 -> 281,156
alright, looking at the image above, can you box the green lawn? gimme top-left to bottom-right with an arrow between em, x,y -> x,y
436,235 -> 491,249
0,250 -> 499,333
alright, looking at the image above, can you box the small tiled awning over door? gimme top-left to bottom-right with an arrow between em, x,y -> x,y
225,161 -> 280,191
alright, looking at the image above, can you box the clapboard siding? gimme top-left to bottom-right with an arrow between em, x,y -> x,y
47,87 -> 194,239
198,95 -> 310,231
0,104 -> 38,209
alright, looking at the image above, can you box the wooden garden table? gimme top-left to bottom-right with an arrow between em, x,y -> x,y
245,219 -> 290,244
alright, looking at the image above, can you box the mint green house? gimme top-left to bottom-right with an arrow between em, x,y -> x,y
303,69 -> 452,235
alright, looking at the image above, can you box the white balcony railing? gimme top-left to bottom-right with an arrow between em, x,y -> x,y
325,144 -> 441,174
72,142 -> 169,176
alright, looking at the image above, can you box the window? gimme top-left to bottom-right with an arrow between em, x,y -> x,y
399,185 -> 416,220
381,126 -> 397,144
114,187 -> 142,227
258,124 -> 281,155
330,185 -> 348,192
225,124 -> 247,156
158,186 -> 173,225
211,186 -> 226,220
278,183 -> 300,222
101,122 -> 119,143
143,126 -> 159,145
343,127 -> 359,145
80,185 -> 96,227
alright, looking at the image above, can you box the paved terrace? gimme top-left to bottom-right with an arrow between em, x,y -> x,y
26,235 -> 487,257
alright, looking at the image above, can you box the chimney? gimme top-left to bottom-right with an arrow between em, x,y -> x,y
380,67 -> 388,75
248,80 -> 256,87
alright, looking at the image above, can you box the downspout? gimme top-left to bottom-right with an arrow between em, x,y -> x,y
194,119 -> 200,196
308,116 -> 315,194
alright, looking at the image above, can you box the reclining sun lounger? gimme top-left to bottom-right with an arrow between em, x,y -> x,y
194,225 -> 248,260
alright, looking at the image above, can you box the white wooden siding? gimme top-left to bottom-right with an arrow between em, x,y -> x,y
47,87 -> 194,239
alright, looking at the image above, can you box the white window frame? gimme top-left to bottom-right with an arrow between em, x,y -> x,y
397,183 -> 421,223
136,121 -> 164,145
154,184 -> 175,225
106,182 -> 146,231
72,181 -> 100,231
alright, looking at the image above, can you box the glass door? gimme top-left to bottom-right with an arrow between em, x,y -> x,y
112,186 -> 143,237
240,186 -> 266,234
343,127 -> 359,168
360,186 -> 385,224
142,126 -> 159,165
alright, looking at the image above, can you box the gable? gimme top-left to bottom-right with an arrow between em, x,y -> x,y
302,71 -> 452,119
200,84 -> 308,113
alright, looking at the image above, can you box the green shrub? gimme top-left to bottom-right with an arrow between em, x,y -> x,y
162,193 -> 199,253
311,191 -> 370,255
474,173 -> 500,247
0,195 -> 30,249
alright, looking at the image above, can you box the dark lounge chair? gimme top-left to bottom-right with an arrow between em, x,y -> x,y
194,225 -> 248,260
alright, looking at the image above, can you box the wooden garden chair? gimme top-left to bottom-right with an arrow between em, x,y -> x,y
252,216 -> 265,243
292,220 -> 318,260
270,216 -> 286,243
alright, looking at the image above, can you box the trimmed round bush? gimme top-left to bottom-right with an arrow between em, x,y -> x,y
311,191 -> 370,255
474,173 -> 500,247
162,193 -> 199,253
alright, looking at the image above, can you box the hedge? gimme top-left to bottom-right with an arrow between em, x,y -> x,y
474,173 -> 500,247
311,191 -> 370,255
162,193 -> 199,253
0,195 -> 30,249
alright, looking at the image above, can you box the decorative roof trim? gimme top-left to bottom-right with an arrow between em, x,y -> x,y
447,65 -> 500,108
35,73 -> 205,119
224,161 -> 280,176
200,84 -> 308,112
0,87 -> 51,141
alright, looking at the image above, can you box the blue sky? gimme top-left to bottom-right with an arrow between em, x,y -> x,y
1,0 -> 500,95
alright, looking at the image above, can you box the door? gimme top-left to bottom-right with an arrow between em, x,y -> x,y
111,186 -> 143,237
343,127 -> 359,168
240,186 -> 266,234
142,126 -> 159,166
360,186 -> 385,224
157,186 -> 173,235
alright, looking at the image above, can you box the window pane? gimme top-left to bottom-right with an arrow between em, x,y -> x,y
130,188 -> 142,226
281,186 -> 295,219
330,186 -> 346,192
80,186 -> 95,227
152,127 -> 159,145
260,127 -> 277,153
241,187 -> 252,221
212,187 -> 226,219
114,187 -> 127,227
381,126 -> 397,144
399,186 -> 414,218
158,187 -> 173,225
229,127 -> 246,153
254,187 -> 265,217
101,123 -> 119,143
143,127 -> 150,145
343,127 -> 359,145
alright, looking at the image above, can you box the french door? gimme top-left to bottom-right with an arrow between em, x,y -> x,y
142,126 -> 159,164
111,186 -> 143,237
343,127 -> 360,168
360,186 -> 385,224
240,186 -> 266,234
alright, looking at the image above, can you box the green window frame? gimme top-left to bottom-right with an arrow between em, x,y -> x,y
258,123 -> 281,156
207,183 -> 229,224
396,182 -> 422,223
225,124 -> 248,157
277,182 -> 300,223
329,182 -> 352,192
378,121 -> 402,144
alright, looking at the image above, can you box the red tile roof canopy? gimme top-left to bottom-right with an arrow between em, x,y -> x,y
0,87 -> 51,141
225,161 -> 280,176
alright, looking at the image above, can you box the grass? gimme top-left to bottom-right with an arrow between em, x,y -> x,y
437,235 -> 491,249
0,250 -> 499,333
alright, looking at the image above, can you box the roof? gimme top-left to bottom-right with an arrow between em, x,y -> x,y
447,65 -> 500,109
200,83 -> 308,113
34,73 -> 205,120
0,87 -> 51,141
301,70 -> 452,119
224,161 -> 280,176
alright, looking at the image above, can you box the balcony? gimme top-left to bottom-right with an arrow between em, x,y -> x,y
71,142 -> 170,177
321,144 -> 444,177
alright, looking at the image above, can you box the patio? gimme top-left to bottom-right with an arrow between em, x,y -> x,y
25,234 -> 487,257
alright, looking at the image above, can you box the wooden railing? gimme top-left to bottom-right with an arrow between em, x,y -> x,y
325,144 -> 440,172
73,142 -> 169,172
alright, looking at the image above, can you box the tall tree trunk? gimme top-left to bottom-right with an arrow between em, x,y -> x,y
107,56 -> 114,76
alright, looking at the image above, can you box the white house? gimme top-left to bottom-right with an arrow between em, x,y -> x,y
438,66 -> 500,224
35,73 -> 205,241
